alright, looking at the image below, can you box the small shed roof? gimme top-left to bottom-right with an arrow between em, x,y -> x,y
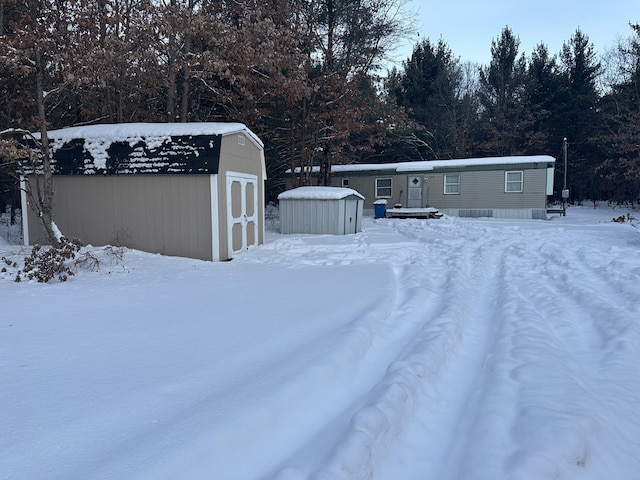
278,186 -> 364,201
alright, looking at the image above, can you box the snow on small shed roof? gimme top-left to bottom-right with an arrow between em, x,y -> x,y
278,186 -> 364,200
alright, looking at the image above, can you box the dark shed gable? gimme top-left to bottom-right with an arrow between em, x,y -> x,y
48,135 -> 223,175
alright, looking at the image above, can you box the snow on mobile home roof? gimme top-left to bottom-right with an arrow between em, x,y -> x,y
394,155 -> 555,171
288,155 -> 555,174
278,186 -> 364,200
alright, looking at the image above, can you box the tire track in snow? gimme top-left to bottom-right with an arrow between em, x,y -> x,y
364,219 -> 640,480
425,244 -> 514,480
232,228 -> 457,480
260,218 -> 640,479
535,242 -> 640,359
379,223 -> 522,480
476,230 -> 640,479
268,235 -> 458,480
476,238 -> 604,478
304,222 -> 514,480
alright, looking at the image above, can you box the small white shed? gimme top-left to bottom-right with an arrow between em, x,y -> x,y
278,186 -> 364,235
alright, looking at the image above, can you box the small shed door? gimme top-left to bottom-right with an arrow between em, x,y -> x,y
344,200 -> 359,234
226,172 -> 258,258
407,175 -> 423,208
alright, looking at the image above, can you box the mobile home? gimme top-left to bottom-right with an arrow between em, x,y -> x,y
287,156 -> 555,220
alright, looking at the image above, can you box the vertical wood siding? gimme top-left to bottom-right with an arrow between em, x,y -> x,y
26,175 -> 214,260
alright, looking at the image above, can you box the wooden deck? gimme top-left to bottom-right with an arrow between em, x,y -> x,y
546,207 -> 566,216
385,207 -> 444,219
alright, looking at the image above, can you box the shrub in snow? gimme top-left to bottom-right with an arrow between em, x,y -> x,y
612,213 -> 635,223
18,237 -> 82,283
73,245 -> 126,273
1,256 -> 18,272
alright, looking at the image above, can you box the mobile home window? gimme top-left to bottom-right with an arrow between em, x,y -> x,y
505,171 -> 523,192
375,178 -> 392,198
342,178 -> 350,187
444,174 -> 460,194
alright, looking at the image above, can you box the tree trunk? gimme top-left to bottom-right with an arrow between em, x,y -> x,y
0,0 -> 5,36
166,30 -> 177,121
117,71 -> 125,123
34,47 -> 59,247
321,143 -> 330,186
325,0 -> 335,70
180,33 -> 192,122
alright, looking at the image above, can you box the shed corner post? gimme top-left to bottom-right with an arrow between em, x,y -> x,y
209,174 -> 220,261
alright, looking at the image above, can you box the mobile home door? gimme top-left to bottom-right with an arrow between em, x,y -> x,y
407,175 -> 423,208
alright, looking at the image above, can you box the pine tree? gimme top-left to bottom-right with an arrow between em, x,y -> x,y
558,28 -> 603,201
598,23 -> 640,203
391,38 -> 466,160
477,26 -> 529,156
524,43 -> 564,154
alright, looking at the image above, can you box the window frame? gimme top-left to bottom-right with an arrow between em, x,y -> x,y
375,177 -> 392,198
443,174 -> 460,195
505,170 -> 524,193
341,178 -> 350,188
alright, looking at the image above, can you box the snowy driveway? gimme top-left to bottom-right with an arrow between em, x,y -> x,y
2,206 -> 640,480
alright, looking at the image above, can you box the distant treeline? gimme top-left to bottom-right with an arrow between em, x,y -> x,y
1,1 -> 638,205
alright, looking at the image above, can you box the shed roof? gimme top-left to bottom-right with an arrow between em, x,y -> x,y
278,186 -> 364,201
26,122 -> 263,176
39,122 -> 263,148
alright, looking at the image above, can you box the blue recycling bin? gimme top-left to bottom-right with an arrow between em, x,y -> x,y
373,199 -> 387,219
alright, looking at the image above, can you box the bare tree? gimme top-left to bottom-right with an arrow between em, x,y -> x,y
288,0 -> 414,186
0,0 -> 93,245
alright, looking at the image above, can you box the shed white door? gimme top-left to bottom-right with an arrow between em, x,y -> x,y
407,175 -> 423,208
226,172 -> 258,258
344,200 -> 359,234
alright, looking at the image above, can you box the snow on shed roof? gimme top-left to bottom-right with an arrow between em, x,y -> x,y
288,155 -> 555,174
278,186 -> 364,201
27,122 -> 264,175
38,122 -> 263,148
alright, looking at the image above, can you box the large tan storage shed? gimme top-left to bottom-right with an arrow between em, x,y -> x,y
278,186 -> 364,235
21,123 -> 266,261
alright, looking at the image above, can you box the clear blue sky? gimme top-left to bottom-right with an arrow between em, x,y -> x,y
395,0 -> 639,65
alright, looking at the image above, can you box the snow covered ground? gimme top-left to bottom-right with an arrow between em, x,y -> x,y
1,204 -> 640,480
